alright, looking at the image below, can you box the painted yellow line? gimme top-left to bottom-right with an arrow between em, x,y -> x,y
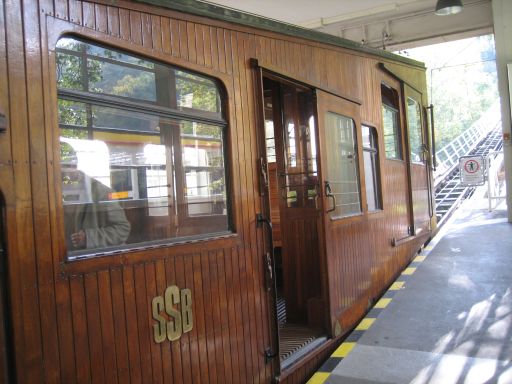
332,342 -> 356,358
375,298 -> 392,308
355,318 -> 375,331
307,372 -> 330,384
424,245 -> 434,251
414,255 -> 426,262
402,267 -> 416,275
389,281 -> 404,290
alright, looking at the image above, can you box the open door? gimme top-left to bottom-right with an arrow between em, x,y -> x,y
403,85 -> 431,235
256,72 -> 329,373
315,90 -> 366,334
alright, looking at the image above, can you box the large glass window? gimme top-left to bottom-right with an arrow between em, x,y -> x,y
381,83 -> 402,160
324,112 -> 361,217
407,97 -> 424,163
362,125 -> 382,211
56,37 -> 230,258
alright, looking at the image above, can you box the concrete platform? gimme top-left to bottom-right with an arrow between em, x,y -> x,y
310,197 -> 512,384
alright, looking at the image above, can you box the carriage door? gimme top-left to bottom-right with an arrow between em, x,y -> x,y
316,91 -> 364,334
259,75 -> 328,369
404,85 -> 431,235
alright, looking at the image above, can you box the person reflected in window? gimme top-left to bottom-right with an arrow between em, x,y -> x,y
68,174 -> 131,250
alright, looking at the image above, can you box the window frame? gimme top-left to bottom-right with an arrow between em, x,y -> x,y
361,125 -> 382,212
381,82 -> 403,161
54,35 -> 234,261
406,96 -> 425,164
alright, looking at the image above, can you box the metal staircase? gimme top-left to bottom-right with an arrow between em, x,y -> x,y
434,102 -> 503,225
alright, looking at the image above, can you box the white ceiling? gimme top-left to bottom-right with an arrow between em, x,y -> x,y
199,0 -> 493,50
200,0 -> 436,26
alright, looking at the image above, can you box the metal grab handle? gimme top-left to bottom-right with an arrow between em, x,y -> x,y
325,181 -> 336,213
256,214 -> 275,292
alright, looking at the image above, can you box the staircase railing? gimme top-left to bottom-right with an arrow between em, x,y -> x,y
434,100 -> 501,187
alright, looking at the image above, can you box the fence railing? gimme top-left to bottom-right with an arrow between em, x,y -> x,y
434,101 -> 501,186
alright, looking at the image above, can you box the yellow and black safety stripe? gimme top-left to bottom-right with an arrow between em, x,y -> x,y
307,245 -> 434,384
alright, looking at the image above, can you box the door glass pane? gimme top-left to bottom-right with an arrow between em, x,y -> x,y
362,125 -> 381,211
325,112 -> 361,217
382,105 -> 400,159
281,84 -> 318,208
407,97 -> 423,163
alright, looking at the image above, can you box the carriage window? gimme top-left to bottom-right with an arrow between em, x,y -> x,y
56,37 -> 230,258
324,112 -> 361,217
407,97 -> 424,163
381,84 -> 402,160
362,125 -> 382,211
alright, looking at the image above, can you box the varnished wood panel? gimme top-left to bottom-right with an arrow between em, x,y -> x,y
1,0 -> 433,382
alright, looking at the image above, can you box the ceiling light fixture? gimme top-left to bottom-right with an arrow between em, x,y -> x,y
435,0 -> 463,15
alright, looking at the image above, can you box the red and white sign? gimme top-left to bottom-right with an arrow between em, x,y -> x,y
459,155 -> 485,186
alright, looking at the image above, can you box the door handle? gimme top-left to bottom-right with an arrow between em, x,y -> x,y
325,181 -> 336,213
257,214 -> 275,292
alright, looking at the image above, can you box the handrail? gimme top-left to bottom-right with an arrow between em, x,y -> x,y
434,101 -> 501,187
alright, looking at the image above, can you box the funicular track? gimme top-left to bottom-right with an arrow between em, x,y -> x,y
434,123 -> 503,226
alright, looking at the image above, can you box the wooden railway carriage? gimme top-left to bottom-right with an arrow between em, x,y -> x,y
0,0 -> 436,382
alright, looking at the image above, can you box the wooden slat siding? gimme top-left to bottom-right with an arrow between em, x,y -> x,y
153,260 -> 170,383
191,252 -> 209,383
84,273 -> 106,383
70,276 -> 91,383
82,1 -> 95,29
216,29 -> 226,73
55,0 -> 69,20
222,247 -> 239,383
231,31 -> 257,382
109,268 -> 130,383
119,8 -> 130,41
122,267 -> 142,383
146,263 -> 164,384
69,0 -> 82,24
209,27 -> 219,71
141,12 -> 152,49
178,20 -> 188,61
133,263 -> 154,383
195,24 -> 205,67
200,249 -> 218,384
55,280 -> 77,383
151,15 -> 162,52
5,0 -> 45,381
95,4 -> 108,33
160,17 -> 171,55
39,0 -> 54,16
107,6 -> 120,37
186,22 -> 196,64
208,250 -> 225,383
0,0 -> 10,174
203,25 -> 212,69
129,10 -> 142,46
97,270 -> 119,384
25,0 -> 61,381
179,254 -> 193,384
169,18 -> 180,57
216,249 -> 233,383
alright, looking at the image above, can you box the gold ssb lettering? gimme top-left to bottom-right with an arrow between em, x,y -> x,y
152,285 -> 193,343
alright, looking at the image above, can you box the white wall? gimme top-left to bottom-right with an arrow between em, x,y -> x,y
491,0 -> 512,221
